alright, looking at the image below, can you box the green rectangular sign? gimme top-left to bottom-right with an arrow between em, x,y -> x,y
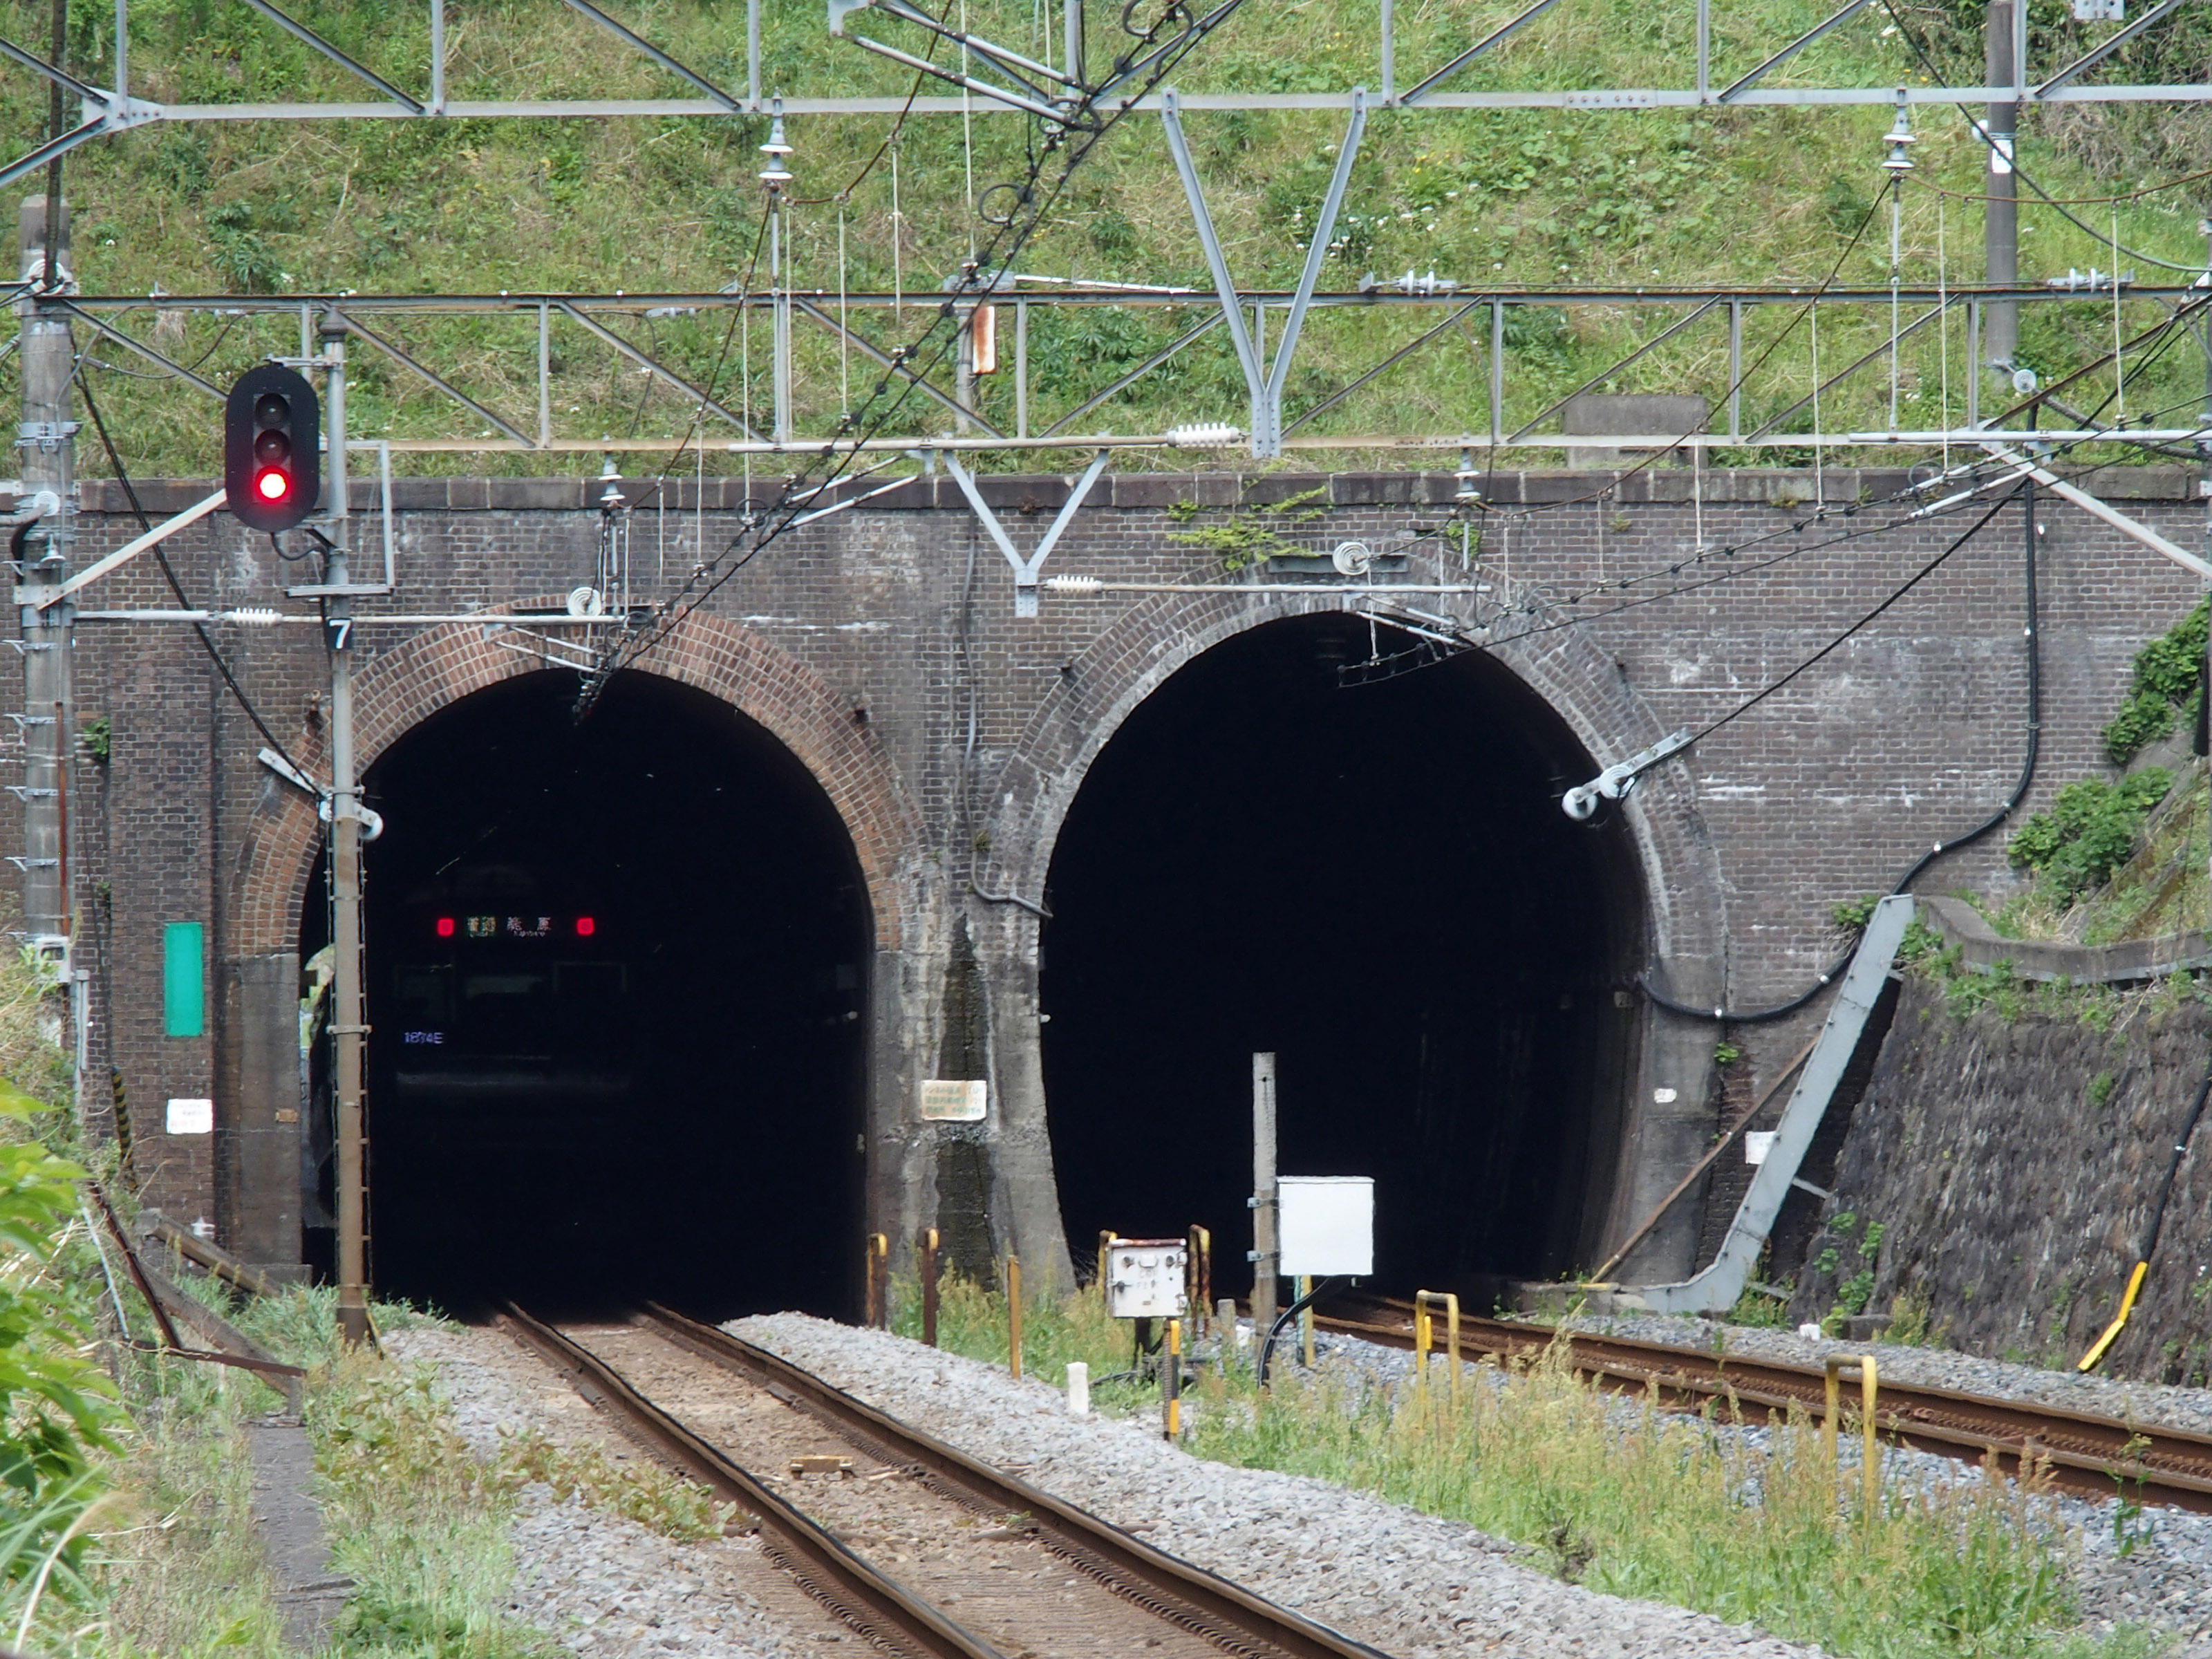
163,922 -> 204,1038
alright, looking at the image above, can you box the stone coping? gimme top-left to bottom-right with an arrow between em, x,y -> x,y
1917,894 -> 2212,985
48,465 -> 2209,517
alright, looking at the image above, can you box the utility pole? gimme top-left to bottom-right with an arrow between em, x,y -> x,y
1250,1051 -> 1277,1342
15,197 -> 72,958
319,314 -> 370,1347
1984,0 -> 2020,377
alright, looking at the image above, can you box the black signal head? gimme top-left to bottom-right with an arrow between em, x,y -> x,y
225,364 -> 321,534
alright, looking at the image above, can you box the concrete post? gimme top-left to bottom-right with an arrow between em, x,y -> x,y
319,315 -> 370,1347
15,198 -> 72,953
1251,1051 -> 1277,1339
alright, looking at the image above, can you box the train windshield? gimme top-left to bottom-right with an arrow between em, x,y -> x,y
392,958 -> 627,1057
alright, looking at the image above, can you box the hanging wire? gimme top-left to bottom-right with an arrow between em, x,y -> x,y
1938,196 -> 1951,478
1888,172 -> 1903,433
2112,200 -> 2127,422
961,0 -> 977,263
839,202 -> 851,419
575,0 -> 1254,716
1810,301 -> 1825,502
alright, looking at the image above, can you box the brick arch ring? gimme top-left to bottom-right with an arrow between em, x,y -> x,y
229,608 -> 921,957
980,572 -> 1726,971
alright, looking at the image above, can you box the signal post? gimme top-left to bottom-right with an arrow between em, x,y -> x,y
310,316 -> 370,1348
15,200 -> 73,957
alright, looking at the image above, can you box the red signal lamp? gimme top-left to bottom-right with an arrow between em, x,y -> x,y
224,364 -> 319,533
435,917 -> 456,938
575,916 -> 595,937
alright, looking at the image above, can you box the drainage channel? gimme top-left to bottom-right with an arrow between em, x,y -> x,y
1313,1293 -> 2212,1512
500,1304 -> 1394,1659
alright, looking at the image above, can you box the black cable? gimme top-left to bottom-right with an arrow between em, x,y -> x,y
78,371 -> 311,778
1644,478 -> 2041,1022
1257,1275 -> 1341,1386
2141,1054 -> 2212,1266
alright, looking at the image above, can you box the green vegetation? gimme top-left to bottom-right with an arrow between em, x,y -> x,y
890,1266 -> 1136,1391
1165,487 -> 1329,570
1190,1347 -> 2129,1659
906,1274 -> 2148,1658
2103,598 -> 2207,767
2007,769 -> 2174,903
8,0 -> 2210,475
0,922 -> 740,1654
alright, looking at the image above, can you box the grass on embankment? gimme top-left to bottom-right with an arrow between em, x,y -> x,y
901,1271 -> 2155,1659
91,1273 -> 733,1658
13,0 -> 2211,475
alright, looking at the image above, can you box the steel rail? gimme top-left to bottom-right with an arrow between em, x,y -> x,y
635,1302 -> 1396,1659
1313,1295 -> 2212,1512
497,1306 -> 1006,1659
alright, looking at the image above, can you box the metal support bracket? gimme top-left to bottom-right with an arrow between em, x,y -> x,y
258,745 -> 327,802
1626,895 -> 1915,1315
36,487 -> 227,609
1981,442 -> 2212,579
1563,727 -> 1694,820
1161,86 -> 1367,457
944,447 -> 1109,616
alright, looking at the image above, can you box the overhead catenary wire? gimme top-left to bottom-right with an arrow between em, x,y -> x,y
1642,480 -> 2040,1023
574,0 -> 1251,718
1474,184 -> 1891,529
1878,0 -> 2212,276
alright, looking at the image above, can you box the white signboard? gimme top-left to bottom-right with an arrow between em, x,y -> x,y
166,1098 -> 214,1135
1744,1131 -> 1777,1165
917,1079 -> 988,1122
1279,1176 -> 1374,1277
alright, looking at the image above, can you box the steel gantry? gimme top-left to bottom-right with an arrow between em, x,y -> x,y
19,281 -> 2212,465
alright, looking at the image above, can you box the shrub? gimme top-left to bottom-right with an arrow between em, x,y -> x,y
2007,769 -> 2173,899
2103,597 -> 2207,765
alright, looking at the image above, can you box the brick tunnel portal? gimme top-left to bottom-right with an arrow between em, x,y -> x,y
300,670 -> 870,1318
1039,615 -> 1646,1299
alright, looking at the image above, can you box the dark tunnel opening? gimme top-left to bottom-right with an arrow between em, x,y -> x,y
1040,616 -> 1644,1302
298,669 -> 869,1320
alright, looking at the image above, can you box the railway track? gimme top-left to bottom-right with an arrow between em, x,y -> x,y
499,1303 -> 1394,1659
1311,1293 -> 2212,1514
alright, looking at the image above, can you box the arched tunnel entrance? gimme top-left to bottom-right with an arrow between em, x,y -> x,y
1040,615 -> 1645,1300
300,668 -> 869,1318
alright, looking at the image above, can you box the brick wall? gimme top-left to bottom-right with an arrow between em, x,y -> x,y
28,462 -> 2204,1278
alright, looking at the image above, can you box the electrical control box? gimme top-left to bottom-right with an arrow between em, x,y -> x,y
1106,1238 -> 1188,1320
1279,1177 -> 1375,1277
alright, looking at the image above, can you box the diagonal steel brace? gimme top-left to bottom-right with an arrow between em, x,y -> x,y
1161,86 -> 1367,456
238,0 -> 424,112
944,447 -> 1109,617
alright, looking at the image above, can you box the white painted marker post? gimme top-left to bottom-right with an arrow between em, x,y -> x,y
1066,1361 -> 1089,1418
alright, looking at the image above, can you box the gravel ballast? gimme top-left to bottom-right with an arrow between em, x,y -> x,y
728,1313 -> 1825,1658
385,1327 -> 850,1659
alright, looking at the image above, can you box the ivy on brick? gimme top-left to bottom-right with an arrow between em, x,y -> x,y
2103,596 -> 2208,766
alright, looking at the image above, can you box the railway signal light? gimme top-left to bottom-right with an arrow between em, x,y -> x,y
225,364 -> 320,533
